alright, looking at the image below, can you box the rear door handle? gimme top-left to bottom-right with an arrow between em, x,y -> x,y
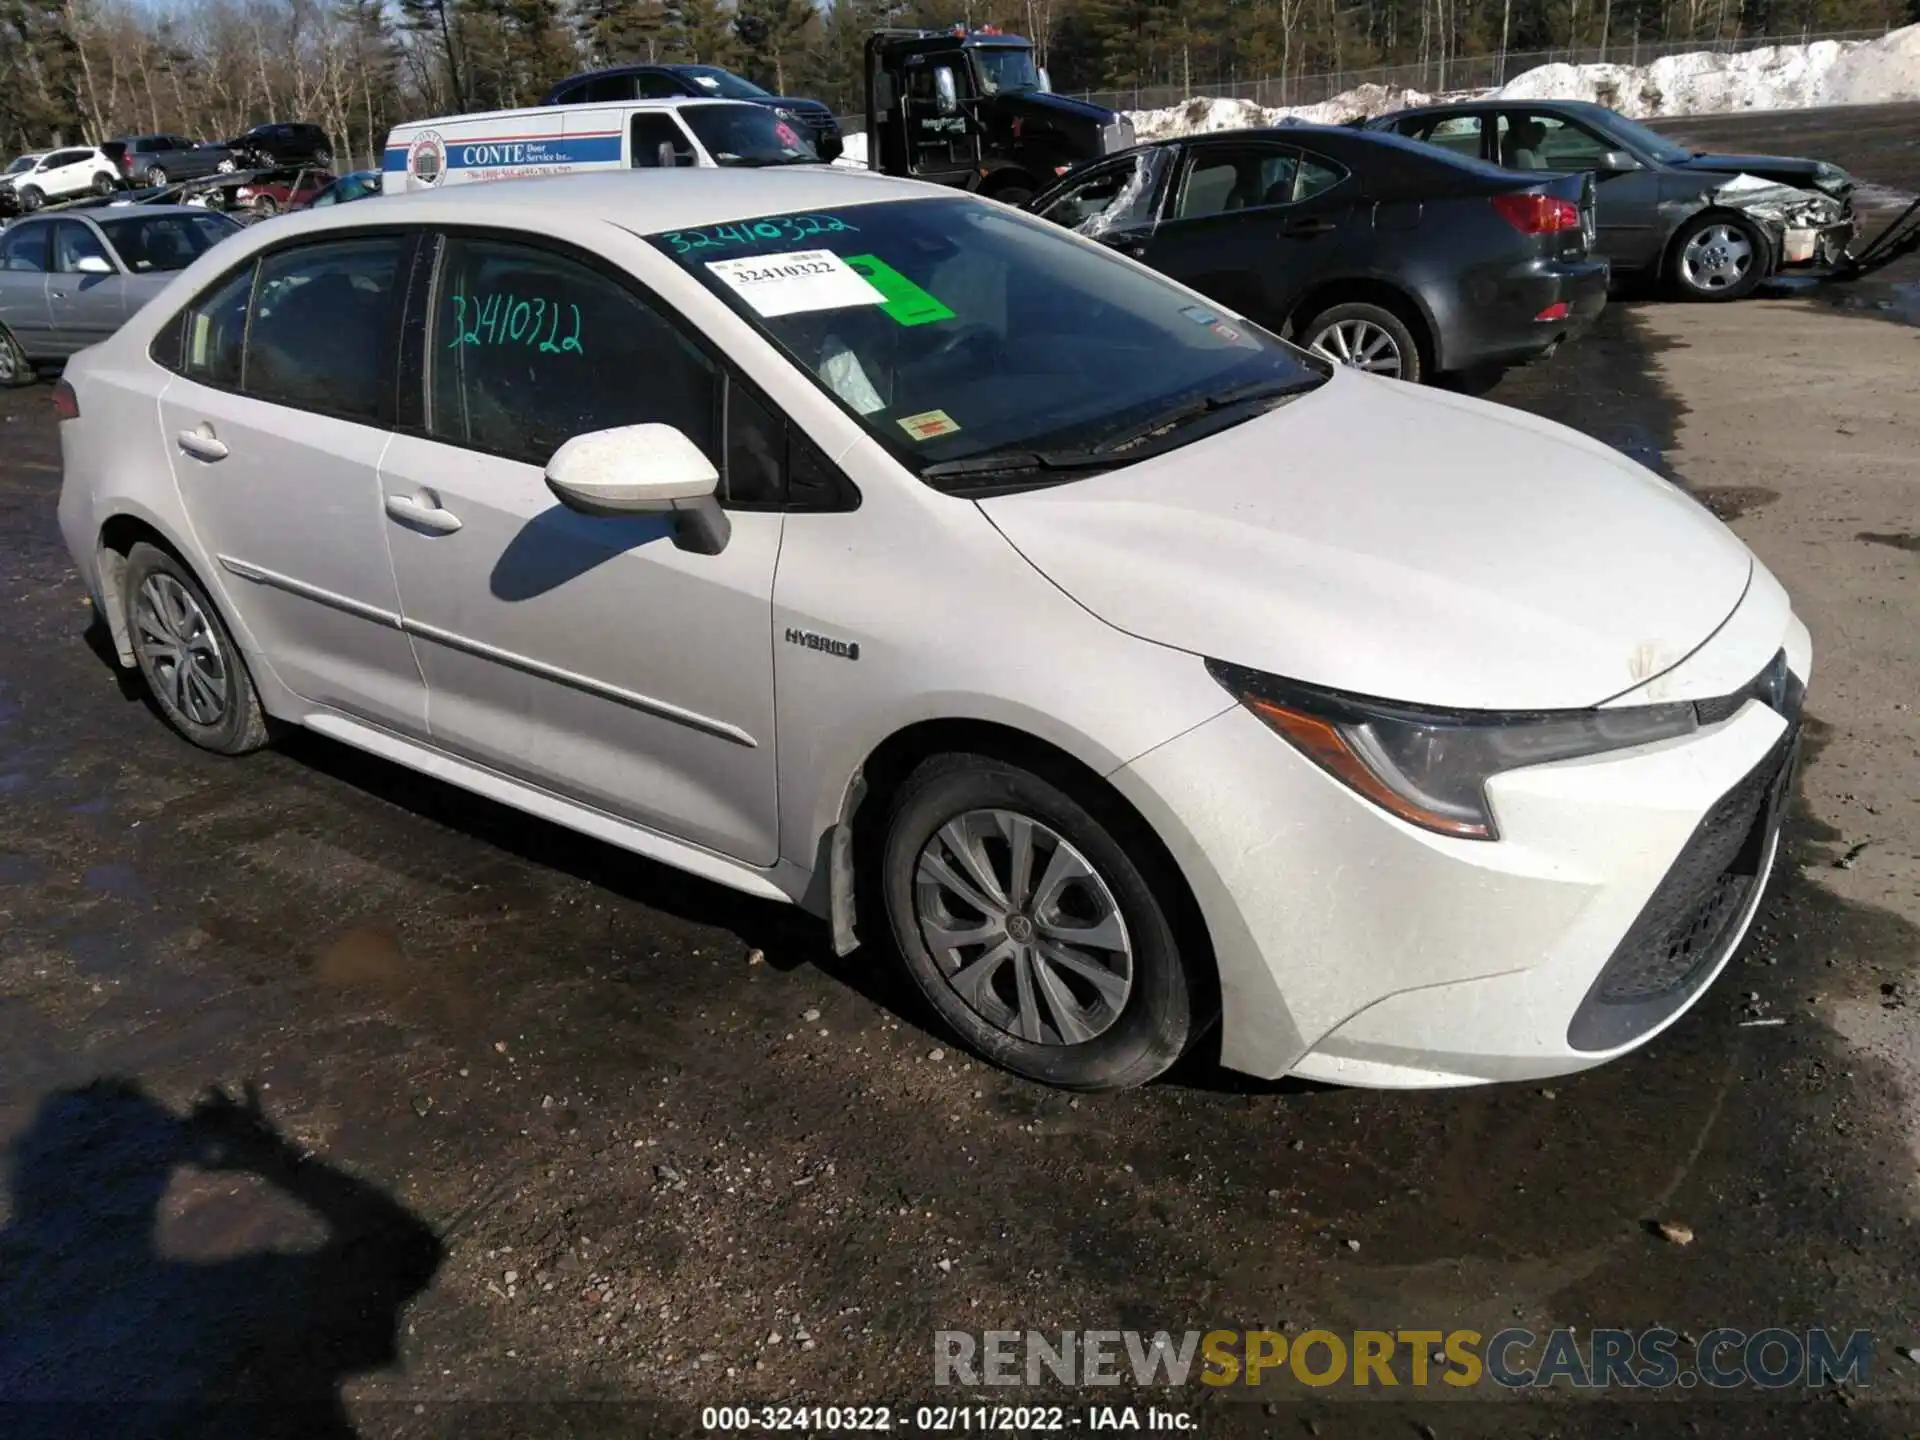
1281,218 -> 1337,238
385,492 -> 463,535
175,426 -> 228,461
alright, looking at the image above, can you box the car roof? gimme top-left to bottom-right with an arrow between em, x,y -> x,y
19,204 -> 222,222
395,96 -> 761,129
306,168 -> 941,231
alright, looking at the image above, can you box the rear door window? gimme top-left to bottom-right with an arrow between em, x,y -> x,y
1175,144 -> 1304,219
246,235 -> 406,422
1405,114 -> 1486,160
636,72 -> 684,99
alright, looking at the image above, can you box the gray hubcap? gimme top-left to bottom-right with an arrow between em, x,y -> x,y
914,808 -> 1133,1046
0,337 -> 16,382
1309,318 -> 1403,376
134,574 -> 230,727
1681,224 -> 1753,291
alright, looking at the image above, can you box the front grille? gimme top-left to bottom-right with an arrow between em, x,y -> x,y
1567,722 -> 1798,1052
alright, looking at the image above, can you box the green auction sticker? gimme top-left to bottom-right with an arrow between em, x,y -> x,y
843,253 -> 955,327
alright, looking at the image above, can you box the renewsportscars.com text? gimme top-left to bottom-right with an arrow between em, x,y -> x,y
934,1327 -> 1874,1391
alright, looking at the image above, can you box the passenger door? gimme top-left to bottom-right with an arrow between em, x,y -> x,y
1499,109 -> 1662,268
0,223 -> 53,354
379,233 -> 783,864
155,232 -> 428,736
1137,139 -> 1357,327
47,220 -> 127,354
38,149 -> 92,200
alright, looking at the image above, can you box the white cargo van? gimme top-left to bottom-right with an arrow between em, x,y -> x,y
381,98 -> 823,194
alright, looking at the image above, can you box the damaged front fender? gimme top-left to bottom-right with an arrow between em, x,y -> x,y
1710,171 -> 1856,267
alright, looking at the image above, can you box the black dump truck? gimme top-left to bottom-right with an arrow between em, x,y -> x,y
863,26 -> 1135,204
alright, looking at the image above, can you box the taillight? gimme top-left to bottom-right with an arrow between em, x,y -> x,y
52,379 -> 79,420
118,153 -> 132,172
1491,192 -> 1581,234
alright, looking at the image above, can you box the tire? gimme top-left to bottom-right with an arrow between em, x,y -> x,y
880,753 -> 1208,1091
123,542 -> 268,756
315,148 -> 333,168
91,172 -> 115,195
216,157 -> 237,174
145,166 -> 167,186
1300,300 -> 1423,383
251,194 -> 278,216
18,184 -> 43,212
988,185 -> 1034,207
1669,211 -> 1765,302
0,326 -> 32,388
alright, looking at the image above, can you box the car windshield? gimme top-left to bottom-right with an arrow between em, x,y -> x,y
97,212 -> 240,271
1592,110 -> 1690,164
6,156 -> 39,175
683,66 -> 772,100
680,102 -> 817,166
649,196 -> 1325,492
974,46 -> 1041,95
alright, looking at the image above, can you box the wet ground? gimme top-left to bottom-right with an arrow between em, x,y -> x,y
3,107 -> 1919,1439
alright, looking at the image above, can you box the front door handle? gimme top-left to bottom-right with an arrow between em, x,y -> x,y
175,425 -> 228,461
385,492 -> 463,535
1281,217 -> 1337,238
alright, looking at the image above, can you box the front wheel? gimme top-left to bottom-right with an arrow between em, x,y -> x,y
1301,301 -> 1423,383
1670,212 -> 1765,301
251,194 -> 278,216
18,184 -> 43,212
880,754 -> 1209,1090
123,542 -> 269,755
216,157 -> 237,174
145,166 -> 167,186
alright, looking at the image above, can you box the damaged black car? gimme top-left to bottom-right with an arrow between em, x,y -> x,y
1366,98 -> 1856,301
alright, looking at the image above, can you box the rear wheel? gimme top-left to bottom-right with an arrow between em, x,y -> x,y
145,166 -> 167,186
251,194 -> 278,216
880,754 -> 1208,1091
123,542 -> 269,756
315,148 -> 333,168
1670,212 -> 1765,301
91,172 -> 114,195
0,326 -> 32,387
1301,301 -> 1423,383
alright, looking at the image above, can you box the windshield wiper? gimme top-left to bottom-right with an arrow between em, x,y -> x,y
920,376 -> 1316,488
1081,376 -> 1318,456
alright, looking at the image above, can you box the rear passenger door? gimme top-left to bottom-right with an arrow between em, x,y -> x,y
1137,138 -> 1357,326
377,232 -> 784,864
153,231 -> 428,736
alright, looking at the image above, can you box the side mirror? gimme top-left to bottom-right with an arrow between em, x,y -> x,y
545,423 -> 731,554
656,141 -> 679,168
74,254 -> 114,275
1596,149 -> 1643,173
934,66 -> 958,116
1038,67 -> 1053,93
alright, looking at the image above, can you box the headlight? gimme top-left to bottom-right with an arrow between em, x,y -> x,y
774,107 -> 800,123
1208,660 -> 1699,841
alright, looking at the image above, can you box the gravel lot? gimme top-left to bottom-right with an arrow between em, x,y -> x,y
1,104 -> 1916,1439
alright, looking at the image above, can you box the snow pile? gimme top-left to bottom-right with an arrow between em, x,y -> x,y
1122,23 -> 1919,138
1813,22 -> 1920,106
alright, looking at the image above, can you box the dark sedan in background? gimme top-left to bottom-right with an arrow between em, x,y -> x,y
1029,125 -> 1608,385
1366,99 -> 1856,300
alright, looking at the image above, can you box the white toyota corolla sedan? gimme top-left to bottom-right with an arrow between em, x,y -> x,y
56,168 -> 1809,1091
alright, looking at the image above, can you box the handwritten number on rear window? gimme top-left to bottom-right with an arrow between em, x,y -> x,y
447,292 -> 584,355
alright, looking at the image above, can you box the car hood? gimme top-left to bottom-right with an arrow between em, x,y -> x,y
1672,151 -> 1838,189
976,370 -> 1754,711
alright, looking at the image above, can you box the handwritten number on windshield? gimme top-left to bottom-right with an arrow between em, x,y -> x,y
448,293 -> 583,355
664,213 -> 857,256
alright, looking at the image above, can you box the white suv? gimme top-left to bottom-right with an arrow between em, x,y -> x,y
54,169 -> 1810,1092
3,147 -> 118,210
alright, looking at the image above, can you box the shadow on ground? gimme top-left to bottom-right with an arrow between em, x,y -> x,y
0,1079 -> 442,1438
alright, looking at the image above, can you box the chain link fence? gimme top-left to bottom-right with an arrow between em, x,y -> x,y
835,25 -> 1897,132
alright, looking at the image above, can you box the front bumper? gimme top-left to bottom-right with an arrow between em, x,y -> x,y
1109,593 -> 1810,1088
